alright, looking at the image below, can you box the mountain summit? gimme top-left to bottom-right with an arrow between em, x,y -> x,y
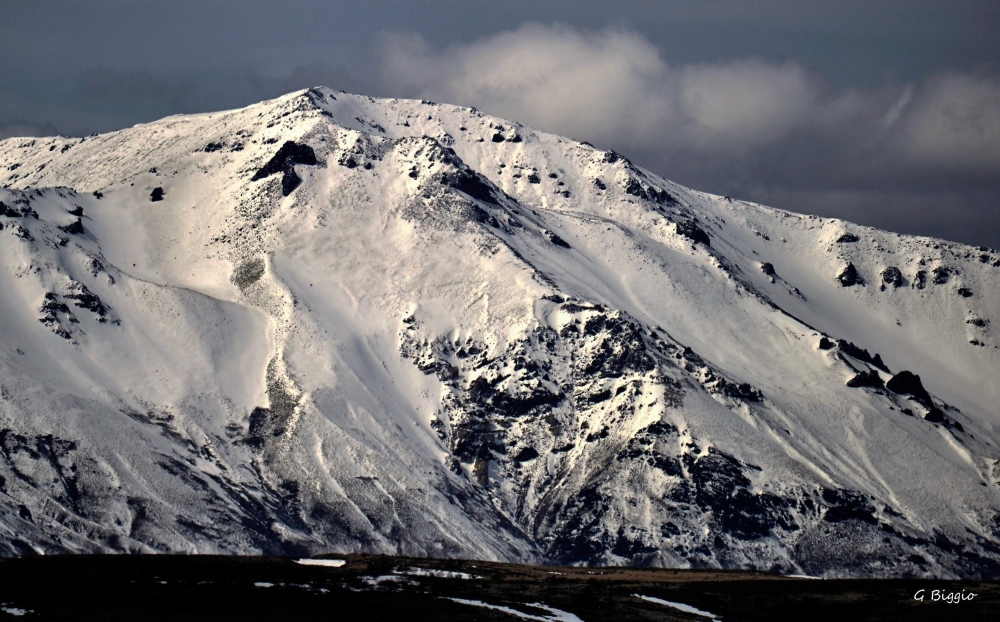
0,88 -> 998,577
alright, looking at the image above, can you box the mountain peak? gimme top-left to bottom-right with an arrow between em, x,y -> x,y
0,90 -> 998,577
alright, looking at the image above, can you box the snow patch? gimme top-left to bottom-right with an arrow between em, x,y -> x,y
633,594 -> 720,619
444,598 -> 582,621
295,558 -> 346,568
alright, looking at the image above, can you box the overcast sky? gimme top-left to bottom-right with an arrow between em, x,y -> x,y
3,1 -> 999,247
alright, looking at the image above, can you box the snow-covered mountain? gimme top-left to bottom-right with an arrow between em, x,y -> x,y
1,88 -> 998,577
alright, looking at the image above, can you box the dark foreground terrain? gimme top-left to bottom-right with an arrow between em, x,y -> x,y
0,554 -> 996,620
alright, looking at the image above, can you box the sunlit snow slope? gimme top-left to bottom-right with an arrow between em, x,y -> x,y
0,88 -> 998,577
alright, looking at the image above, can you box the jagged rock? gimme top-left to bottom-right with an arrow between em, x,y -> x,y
250,141 -> 317,195
38,293 -> 73,339
68,205 -> 84,217
511,447 -> 539,462
280,168 -> 301,195
837,263 -> 863,286
818,337 -> 835,350
914,270 -> 927,289
837,339 -> 889,372
881,267 -> 902,288
821,489 -> 878,525
440,169 -> 497,205
676,220 -> 710,246
886,371 -> 933,406
958,287 -> 973,298
836,233 -> 860,243
924,408 -> 946,423
546,231 -> 571,249
66,286 -> 109,320
149,187 -> 164,202
59,219 -> 84,235
846,370 -> 884,389
760,262 -> 776,276
932,267 -> 952,284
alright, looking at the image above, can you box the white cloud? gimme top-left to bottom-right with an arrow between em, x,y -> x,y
379,23 -> 1000,189
382,24 -> 674,152
894,73 -> 1000,173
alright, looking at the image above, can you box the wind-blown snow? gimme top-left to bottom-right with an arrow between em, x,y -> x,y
0,87 -> 998,577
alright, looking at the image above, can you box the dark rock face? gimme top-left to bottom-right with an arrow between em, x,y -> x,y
66,285 -> 110,320
621,178 -> 678,206
601,150 -> 627,164
821,489 -> 878,525
280,169 -> 302,195
511,447 -> 539,462
710,377 -> 763,402
59,218 -> 84,235
526,173 -> 541,184
836,233 -> 860,243
886,371 -> 933,406
958,287 -> 973,298
676,220 -> 711,247
881,267 -> 903,288
0,429 -> 82,515
837,263 -> 863,287
914,270 -> 927,289
68,205 -> 84,217
546,231 -> 571,249
440,170 -> 498,205
252,142 -> 317,180
760,262 -> 776,276
924,408 -> 946,423
932,267 -> 952,285
836,340 -> 889,372
149,188 -> 164,202
683,448 -> 796,541
38,293 -> 73,339
818,337 -> 835,350
846,370 -> 884,389
251,141 -> 317,195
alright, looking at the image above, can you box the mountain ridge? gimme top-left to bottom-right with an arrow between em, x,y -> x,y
0,87 -> 998,577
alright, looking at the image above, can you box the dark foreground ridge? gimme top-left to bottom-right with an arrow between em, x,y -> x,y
0,554 -> 996,621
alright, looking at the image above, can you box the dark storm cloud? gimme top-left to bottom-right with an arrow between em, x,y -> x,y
1,1 -> 998,246
0,121 -> 60,141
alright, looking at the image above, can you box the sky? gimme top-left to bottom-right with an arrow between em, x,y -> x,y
3,0 -> 999,247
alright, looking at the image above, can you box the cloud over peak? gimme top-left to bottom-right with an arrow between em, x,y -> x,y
378,23 -> 1000,245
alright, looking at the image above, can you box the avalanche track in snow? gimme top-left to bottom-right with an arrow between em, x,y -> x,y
0,88 -> 998,577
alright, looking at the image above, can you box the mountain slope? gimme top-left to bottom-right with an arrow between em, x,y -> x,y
0,88 -> 998,577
